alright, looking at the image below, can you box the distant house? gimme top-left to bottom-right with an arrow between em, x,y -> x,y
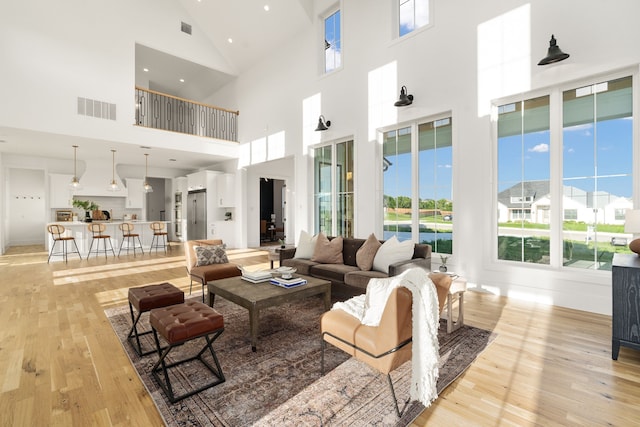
497,181 -> 631,225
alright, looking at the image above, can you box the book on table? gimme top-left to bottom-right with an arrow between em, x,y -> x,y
241,270 -> 272,283
270,276 -> 307,288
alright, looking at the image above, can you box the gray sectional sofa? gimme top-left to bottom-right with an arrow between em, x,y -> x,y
279,236 -> 432,299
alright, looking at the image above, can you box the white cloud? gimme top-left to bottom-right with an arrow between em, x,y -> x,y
528,143 -> 549,153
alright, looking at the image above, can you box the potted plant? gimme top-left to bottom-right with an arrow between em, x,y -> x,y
72,199 -> 99,222
278,237 -> 286,249
439,255 -> 449,272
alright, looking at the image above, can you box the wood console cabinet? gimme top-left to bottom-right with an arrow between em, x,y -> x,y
611,253 -> 640,359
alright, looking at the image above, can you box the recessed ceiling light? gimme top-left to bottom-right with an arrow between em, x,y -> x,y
179,78 -> 185,83
169,158 -> 177,162
140,146 -> 151,149
143,68 -> 149,72
227,37 -> 233,43
264,5 -> 270,12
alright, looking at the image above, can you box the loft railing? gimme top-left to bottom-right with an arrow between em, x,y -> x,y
134,86 -> 239,142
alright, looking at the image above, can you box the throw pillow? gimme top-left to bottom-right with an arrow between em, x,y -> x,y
194,245 -> 229,266
311,233 -> 344,264
294,230 -> 318,259
372,236 -> 415,273
356,233 -> 382,271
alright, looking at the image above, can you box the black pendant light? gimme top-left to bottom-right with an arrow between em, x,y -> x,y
538,34 -> 570,65
394,85 -> 414,107
315,115 -> 331,131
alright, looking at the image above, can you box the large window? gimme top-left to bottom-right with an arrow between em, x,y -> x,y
496,74 -> 634,271
562,76 -> 633,270
399,0 -> 430,37
497,96 -> 551,264
314,140 -> 354,237
324,9 -> 341,73
383,116 -> 453,253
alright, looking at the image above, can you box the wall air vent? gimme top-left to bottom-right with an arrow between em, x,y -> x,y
181,21 -> 192,35
77,97 -> 116,121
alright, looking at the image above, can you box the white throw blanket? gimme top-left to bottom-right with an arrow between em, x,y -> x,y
332,268 -> 440,407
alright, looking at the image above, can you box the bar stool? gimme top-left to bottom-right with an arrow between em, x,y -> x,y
47,224 -> 82,263
127,282 -> 184,356
150,301 -> 225,403
118,222 -> 144,256
87,223 -> 116,258
150,221 -> 168,253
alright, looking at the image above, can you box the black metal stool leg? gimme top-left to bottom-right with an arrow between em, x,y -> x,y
151,328 -> 225,403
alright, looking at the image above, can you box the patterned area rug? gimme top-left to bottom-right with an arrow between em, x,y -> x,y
105,293 -> 494,426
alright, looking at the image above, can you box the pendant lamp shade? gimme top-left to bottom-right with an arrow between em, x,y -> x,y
394,86 -> 414,107
69,145 -> 81,189
538,34 -> 570,65
108,149 -> 120,191
143,153 -> 153,193
315,115 -> 331,131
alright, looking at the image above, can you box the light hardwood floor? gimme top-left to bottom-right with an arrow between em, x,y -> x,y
0,244 -> 638,426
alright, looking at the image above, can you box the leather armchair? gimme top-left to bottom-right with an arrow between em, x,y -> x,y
185,239 -> 241,302
320,272 -> 452,416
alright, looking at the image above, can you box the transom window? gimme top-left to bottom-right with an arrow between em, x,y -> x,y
399,0 -> 430,37
324,9 -> 341,73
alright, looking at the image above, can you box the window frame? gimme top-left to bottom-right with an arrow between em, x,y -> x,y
312,137 -> 355,237
321,4 -> 343,75
395,0 -> 433,40
379,112 -> 454,255
492,68 -> 637,274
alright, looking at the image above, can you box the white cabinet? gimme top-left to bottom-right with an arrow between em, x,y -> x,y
187,170 -> 217,191
217,173 -> 235,207
50,174 -> 73,208
125,178 -> 143,208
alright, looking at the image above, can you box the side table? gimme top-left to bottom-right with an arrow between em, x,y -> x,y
439,273 -> 467,333
266,246 -> 292,269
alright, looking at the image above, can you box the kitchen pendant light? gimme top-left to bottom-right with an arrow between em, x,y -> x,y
69,145 -> 81,189
143,153 -> 153,193
108,149 -> 120,191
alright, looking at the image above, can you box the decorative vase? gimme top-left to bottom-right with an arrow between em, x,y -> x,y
439,265 -> 448,272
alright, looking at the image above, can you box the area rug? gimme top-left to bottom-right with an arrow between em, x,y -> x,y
105,294 -> 494,426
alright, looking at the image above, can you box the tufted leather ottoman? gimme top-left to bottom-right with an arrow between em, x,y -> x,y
127,282 -> 184,356
150,301 -> 225,403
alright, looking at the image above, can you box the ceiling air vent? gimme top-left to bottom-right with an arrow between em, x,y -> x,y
77,97 -> 116,121
181,21 -> 192,35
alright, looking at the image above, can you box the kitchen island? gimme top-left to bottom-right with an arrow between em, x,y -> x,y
46,220 -> 171,261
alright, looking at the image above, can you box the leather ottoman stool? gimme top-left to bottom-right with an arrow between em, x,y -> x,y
127,282 -> 184,356
150,301 -> 226,403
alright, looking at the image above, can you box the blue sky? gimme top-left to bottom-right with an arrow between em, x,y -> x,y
498,117 -> 632,197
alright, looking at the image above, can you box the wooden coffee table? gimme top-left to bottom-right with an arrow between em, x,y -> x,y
207,275 -> 331,352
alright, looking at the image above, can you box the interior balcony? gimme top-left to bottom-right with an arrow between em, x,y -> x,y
134,87 -> 238,142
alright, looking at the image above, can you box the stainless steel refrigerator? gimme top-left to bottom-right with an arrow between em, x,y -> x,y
187,190 -> 207,240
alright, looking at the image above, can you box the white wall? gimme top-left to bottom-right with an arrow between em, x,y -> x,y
0,0 -> 238,160
2,0 -> 640,314
225,0 -> 640,314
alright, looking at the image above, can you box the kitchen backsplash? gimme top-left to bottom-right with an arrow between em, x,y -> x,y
53,196 -> 142,222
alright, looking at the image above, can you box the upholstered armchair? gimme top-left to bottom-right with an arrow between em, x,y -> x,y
184,239 -> 241,302
320,273 -> 452,416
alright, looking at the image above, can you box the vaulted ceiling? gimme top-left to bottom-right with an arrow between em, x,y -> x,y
1,0 -> 314,171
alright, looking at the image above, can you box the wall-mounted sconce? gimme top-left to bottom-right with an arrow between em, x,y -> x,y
538,34 -> 570,65
315,115 -> 331,131
394,86 -> 414,107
